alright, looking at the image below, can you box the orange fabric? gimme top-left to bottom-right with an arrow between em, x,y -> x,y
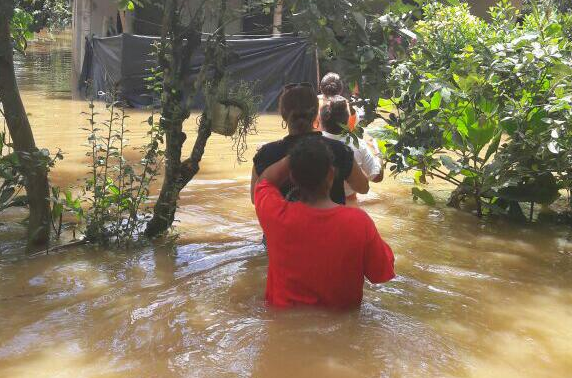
348,111 -> 357,131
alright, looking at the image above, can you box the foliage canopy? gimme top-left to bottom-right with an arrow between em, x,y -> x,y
372,0 -> 572,220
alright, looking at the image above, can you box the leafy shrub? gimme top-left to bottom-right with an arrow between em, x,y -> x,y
286,0 -> 418,122
373,0 -> 572,220
414,2 -> 487,70
44,91 -> 164,246
1,116 -> 62,217
0,130 -> 26,212
10,7 -> 33,52
15,0 -> 71,32
80,92 -> 163,246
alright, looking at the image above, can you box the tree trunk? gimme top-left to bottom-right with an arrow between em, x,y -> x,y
145,115 -> 211,236
0,4 -> 51,247
145,0 -> 207,236
145,0 -> 229,237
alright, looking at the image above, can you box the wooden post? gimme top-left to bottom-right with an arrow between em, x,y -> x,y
273,0 -> 283,37
119,11 -> 134,34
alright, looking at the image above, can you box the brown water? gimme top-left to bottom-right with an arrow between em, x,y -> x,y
1,39 -> 572,378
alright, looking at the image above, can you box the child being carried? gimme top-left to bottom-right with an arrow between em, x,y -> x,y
321,96 -> 384,206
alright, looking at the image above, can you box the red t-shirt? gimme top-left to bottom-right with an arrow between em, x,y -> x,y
254,180 -> 395,309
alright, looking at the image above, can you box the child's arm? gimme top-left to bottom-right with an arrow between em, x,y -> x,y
346,160 -> 370,194
359,142 -> 383,183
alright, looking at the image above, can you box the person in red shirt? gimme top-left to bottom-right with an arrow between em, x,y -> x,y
254,137 -> 395,309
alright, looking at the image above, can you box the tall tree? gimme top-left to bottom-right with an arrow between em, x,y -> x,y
0,1 -> 51,247
284,0 -> 419,123
145,0 -> 229,236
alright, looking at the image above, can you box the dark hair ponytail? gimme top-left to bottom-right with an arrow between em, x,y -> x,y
320,96 -> 349,134
279,86 -> 318,132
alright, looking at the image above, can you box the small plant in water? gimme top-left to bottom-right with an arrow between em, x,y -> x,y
0,130 -> 27,212
49,186 -> 83,239
2,109 -> 64,221
69,89 -> 163,247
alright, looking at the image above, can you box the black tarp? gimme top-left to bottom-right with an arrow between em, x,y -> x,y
79,33 -> 317,111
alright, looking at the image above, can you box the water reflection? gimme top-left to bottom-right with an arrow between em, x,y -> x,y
14,39 -> 72,98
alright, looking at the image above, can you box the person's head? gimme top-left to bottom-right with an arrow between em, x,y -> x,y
279,83 -> 319,135
320,72 -> 343,97
289,137 -> 335,203
320,96 -> 349,135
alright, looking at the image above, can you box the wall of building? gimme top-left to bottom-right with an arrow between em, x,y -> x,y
72,0 -> 125,82
72,0 -> 264,76
71,0 -> 89,77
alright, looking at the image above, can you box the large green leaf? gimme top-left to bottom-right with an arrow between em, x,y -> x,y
500,117 -> 518,134
430,91 -> 442,110
378,98 -> 395,112
467,115 -> 495,153
484,131 -> 502,163
453,74 -> 480,93
412,187 -> 436,206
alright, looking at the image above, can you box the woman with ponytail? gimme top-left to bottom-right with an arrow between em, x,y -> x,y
251,83 -> 369,205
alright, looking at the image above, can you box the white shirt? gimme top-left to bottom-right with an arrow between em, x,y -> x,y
322,131 -> 382,196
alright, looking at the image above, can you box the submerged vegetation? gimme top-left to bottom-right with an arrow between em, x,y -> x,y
78,93 -> 163,246
2,0 -> 261,248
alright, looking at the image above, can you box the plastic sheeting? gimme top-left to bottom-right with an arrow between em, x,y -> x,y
79,33 -> 317,111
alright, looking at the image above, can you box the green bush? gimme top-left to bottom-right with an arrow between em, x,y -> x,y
80,93 -> 163,246
373,0 -> 572,220
414,2 -> 488,70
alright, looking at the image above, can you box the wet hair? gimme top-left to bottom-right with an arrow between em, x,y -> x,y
289,137 -> 334,194
279,85 -> 319,132
320,96 -> 350,135
320,72 -> 343,96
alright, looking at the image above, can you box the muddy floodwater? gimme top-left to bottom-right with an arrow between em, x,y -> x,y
1,38 -> 572,378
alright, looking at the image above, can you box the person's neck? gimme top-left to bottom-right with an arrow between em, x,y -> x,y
299,191 -> 337,209
288,127 -> 314,136
323,127 -> 342,135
